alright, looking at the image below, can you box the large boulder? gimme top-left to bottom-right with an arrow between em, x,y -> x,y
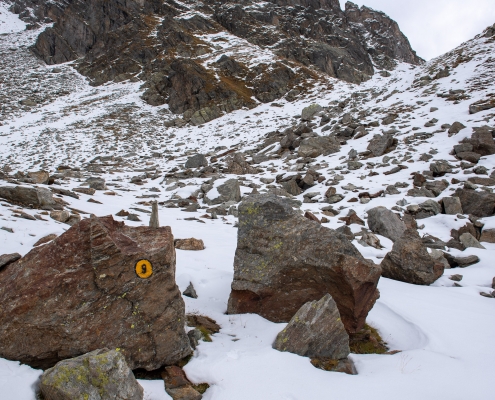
297,136 -> 340,158
381,228 -> 444,285
273,294 -> 350,360
227,194 -> 381,333
454,188 -> 495,217
39,349 -> 143,400
204,179 -> 241,205
0,215 -> 191,370
367,206 -> 406,242
0,185 -> 62,210
468,128 -> 495,156
27,170 -> 50,184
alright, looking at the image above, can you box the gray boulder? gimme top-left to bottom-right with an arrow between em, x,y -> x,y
367,206 -> 406,242
227,194 -> 381,334
443,197 -> 463,215
27,170 -> 50,184
459,233 -> 485,249
39,349 -> 143,400
430,161 -> 453,177
448,121 -> 466,136
367,134 -> 394,157
86,177 -> 106,190
185,154 -> 208,169
204,179 -> 241,205
297,136 -> 340,158
381,228 -> 444,285
273,294 -> 350,360
301,104 -> 323,121
0,185 -> 62,210
454,188 -> 495,217
415,200 -> 442,219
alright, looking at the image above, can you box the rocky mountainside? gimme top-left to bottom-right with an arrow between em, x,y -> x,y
0,2 -> 495,400
6,0 -> 421,125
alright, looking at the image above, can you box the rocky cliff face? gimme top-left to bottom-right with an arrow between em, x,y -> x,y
8,0 -> 422,122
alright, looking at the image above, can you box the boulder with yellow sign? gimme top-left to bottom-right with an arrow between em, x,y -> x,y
0,215 -> 191,370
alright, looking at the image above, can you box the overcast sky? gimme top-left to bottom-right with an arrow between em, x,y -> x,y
339,0 -> 495,60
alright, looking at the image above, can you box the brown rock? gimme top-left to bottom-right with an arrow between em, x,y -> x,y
480,229 -> 495,243
442,197 -> 463,215
381,228 -> 444,285
304,211 -> 320,223
27,170 -> 50,184
33,233 -> 58,247
0,253 -> 21,270
186,315 -> 220,334
175,238 -> 205,251
0,215 -> 191,370
162,366 -> 202,400
226,153 -> 258,175
454,188 -> 495,217
50,210 -> 71,223
273,294 -> 350,360
73,187 -> 96,195
227,194 -> 381,333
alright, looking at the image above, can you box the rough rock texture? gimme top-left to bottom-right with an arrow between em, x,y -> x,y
175,238 -> 205,251
297,136 -> 340,158
185,154 -> 208,169
0,185 -> 62,210
367,206 -> 406,242
39,349 -> 143,400
227,194 -> 381,333
367,134 -> 394,157
225,153 -> 258,175
381,228 -> 444,285
204,179 -> 241,205
18,0 -> 421,122
454,188 -> 495,217
0,253 -> 21,270
443,197 -> 463,215
0,215 -> 191,370
273,294 -> 350,360
162,366 -> 202,400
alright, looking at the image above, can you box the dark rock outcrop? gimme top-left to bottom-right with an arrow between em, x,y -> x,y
0,215 -> 191,370
227,194 -> 381,333
454,188 -> 495,217
22,0 -> 421,122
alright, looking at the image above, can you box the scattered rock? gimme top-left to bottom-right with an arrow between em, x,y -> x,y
480,229 -> 495,243
204,179 -> 241,205
0,253 -> 21,270
273,294 -> 351,363
301,104 -> 323,121
367,206 -> 406,242
381,228 -> 444,285
183,283 -> 198,299
0,215 -> 191,370
367,134 -> 394,157
39,349 -> 143,400
175,238 -> 205,251
226,153 -> 258,175
0,185 -> 61,210
459,233 -> 485,249
430,161 -> 453,177
73,187 -> 96,195
442,197 -> 463,215
298,136 -> 340,158
27,170 -> 49,184
227,194 -> 381,333
87,177 -> 106,190
448,122 -> 466,136
185,154 -> 208,169
454,255 -> 480,268
162,366 -> 203,400
50,210 -> 71,223
454,188 -> 495,217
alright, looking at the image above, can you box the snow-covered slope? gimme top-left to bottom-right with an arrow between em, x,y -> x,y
0,4 -> 494,399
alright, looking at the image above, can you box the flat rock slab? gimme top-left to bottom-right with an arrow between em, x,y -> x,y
227,194 -> 381,334
0,215 -> 190,370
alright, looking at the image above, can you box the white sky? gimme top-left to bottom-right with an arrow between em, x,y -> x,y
340,0 -> 495,60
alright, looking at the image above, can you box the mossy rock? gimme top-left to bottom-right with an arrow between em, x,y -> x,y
39,349 -> 143,400
349,324 -> 388,354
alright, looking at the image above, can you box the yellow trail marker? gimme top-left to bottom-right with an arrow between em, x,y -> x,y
135,259 -> 153,279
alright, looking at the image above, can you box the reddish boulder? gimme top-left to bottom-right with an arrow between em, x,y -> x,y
0,215 -> 190,370
227,194 -> 381,334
